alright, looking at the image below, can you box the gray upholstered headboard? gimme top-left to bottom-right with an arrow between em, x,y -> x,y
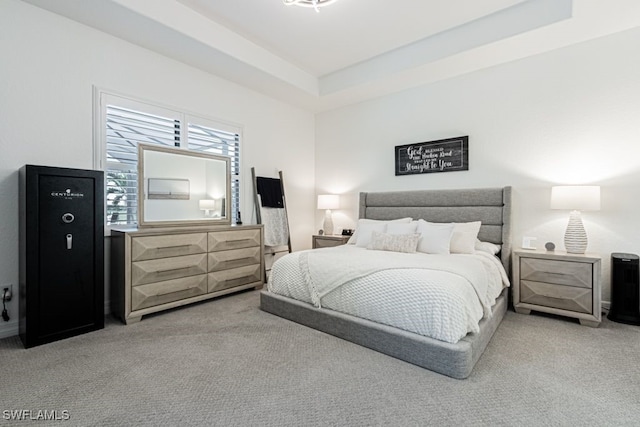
359,187 -> 512,274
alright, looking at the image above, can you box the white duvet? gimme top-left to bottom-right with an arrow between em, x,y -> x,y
267,245 -> 509,344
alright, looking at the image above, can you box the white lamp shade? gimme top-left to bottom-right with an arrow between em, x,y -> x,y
317,194 -> 339,210
199,199 -> 216,210
550,186 -> 601,211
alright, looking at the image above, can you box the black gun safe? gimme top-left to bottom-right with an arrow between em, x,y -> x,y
19,165 -> 104,348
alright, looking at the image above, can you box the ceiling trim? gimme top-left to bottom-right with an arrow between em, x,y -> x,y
20,0 -> 640,112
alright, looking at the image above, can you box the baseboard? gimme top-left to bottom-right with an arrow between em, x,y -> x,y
601,300 -> 611,316
0,318 -> 19,339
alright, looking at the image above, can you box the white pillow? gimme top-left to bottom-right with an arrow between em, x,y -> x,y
475,239 -> 501,255
355,222 -> 387,247
450,221 -> 482,254
347,217 -> 413,244
415,220 -> 454,254
386,221 -> 418,235
368,231 -> 420,253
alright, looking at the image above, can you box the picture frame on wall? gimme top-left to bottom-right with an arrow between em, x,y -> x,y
395,136 -> 469,176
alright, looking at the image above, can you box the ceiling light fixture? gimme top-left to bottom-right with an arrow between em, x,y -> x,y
283,0 -> 339,13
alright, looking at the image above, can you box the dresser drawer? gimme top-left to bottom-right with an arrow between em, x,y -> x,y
132,253 -> 207,286
520,258 -> 593,288
131,233 -> 207,261
208,264 -> 261,293
521,280 -> 592,314
208,247 -> 261,272
131,274 -> 207,311
209,229 -> 261,252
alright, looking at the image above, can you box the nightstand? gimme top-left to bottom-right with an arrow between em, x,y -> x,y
312,234 -> 350,249
513,250 -> 602,327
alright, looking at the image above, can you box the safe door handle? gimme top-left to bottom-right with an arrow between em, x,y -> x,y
66,234 -> 72,250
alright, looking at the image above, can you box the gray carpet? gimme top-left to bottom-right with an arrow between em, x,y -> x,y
1,289 -> 639,426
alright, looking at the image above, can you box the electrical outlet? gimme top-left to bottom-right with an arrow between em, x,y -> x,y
2,285 -> 12,302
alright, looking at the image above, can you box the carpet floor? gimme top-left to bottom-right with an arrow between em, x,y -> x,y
1,289 -> 639,426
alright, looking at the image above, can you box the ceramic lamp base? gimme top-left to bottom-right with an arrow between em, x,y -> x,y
323,209 -> 334,236
564,210 -> 587,254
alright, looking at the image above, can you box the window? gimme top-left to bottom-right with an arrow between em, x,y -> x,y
95,91 -> 241,227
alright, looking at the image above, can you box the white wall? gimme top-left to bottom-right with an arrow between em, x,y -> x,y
315,26 -> 640,304
0,0 -> 315,338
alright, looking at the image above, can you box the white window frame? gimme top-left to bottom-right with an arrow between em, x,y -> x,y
93,87 -> 243,232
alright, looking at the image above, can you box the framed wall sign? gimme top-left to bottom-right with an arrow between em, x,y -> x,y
395,136 -> 469,176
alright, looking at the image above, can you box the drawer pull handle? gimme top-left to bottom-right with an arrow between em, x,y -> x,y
223,257 -> 255,263
228,238 -> 252,244
156,284 -> 201,296
221,275 -> 255,284
156,266 -> 192,274
540,294 -> 566,300
157,244 -> 191,251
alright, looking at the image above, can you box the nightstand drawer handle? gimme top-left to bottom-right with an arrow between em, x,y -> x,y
545,272 -> 568,277
540,293 -> 566,300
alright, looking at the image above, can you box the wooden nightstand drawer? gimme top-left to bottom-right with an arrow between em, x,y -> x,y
312,235 -> 350,249
521,280 -> 592,314
520,258 -> 592,288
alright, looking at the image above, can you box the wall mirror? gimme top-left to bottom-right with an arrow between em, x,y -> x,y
138,143 -> 231,227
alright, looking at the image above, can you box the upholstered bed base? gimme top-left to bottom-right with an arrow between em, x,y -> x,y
260,187 -> 512,379
260,288 -> 507,379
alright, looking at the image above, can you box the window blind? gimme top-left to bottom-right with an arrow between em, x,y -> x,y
103,97 -> 241,226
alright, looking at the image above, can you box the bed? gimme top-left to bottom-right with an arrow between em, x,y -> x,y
260,187 -> 512,379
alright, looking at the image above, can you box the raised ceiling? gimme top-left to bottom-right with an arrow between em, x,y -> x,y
21,0 -> 640,111
177,0 -> 527,77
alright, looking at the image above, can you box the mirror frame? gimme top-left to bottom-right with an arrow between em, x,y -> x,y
137,143 -> 231,228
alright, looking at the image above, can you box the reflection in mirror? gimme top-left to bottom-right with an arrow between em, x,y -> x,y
138,143 -> 231,227
148,178 -> 190,200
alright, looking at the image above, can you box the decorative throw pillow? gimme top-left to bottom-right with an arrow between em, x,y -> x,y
415,219 -> 454,254
368,231 -> 420,253
450,221 -> 482,254
347,217 -> 413,245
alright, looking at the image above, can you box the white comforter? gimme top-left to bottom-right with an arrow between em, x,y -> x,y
267,245 -> 509,344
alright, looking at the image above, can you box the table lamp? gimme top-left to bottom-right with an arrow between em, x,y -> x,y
199,199 -> 216,217
317,194 -> 339,235
550,186 -> 600,254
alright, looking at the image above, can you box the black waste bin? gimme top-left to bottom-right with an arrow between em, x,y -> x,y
608,253 -> 640,325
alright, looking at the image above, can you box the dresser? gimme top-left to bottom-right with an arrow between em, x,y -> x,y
111,224 -> 264,324
512,250 -> 601,327
312,234 -> 351,249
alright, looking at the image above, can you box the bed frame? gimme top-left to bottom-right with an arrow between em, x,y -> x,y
260,187 -> 512,379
